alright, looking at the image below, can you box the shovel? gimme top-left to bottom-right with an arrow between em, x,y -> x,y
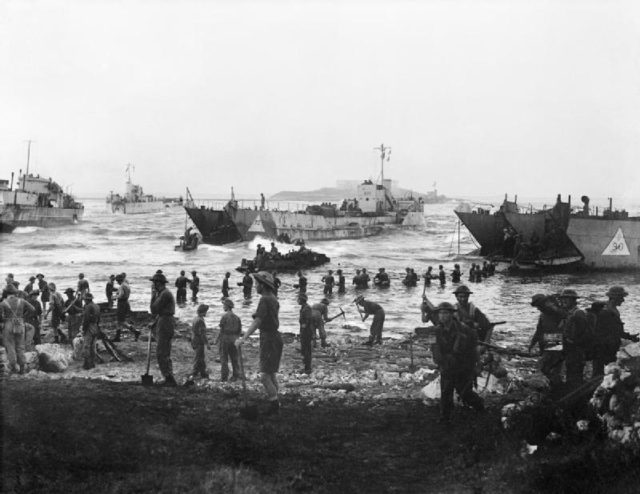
238,347 -> 258,421
141,328 -> 154,386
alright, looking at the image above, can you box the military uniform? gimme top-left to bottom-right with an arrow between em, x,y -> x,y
432,317 -> 484,421
150,283 -> 176,382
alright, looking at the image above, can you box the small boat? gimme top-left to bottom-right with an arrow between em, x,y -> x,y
236,247 -> 330,273
174,226 -> 200,251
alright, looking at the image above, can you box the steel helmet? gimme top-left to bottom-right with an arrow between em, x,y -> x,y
606,286 -> 629,298
453,285 -> 473,295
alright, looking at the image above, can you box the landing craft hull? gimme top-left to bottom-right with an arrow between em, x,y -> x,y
183,206 -> 242,245
566,217 -> 640,270
454,211 -> 508,256
0,205 -> 84,233
113,201 -> 180,214
231,209 -> 425,242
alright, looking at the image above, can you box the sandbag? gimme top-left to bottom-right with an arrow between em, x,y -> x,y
36,343 -> 74,373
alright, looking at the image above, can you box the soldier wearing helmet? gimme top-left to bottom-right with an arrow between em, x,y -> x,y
558,288 -> 589,389
528,293 -> 566,387
150,271 -> 178,387
452,285 -> 491,342
592,286 -> 639,376
298,293 -> 314,374
431,302 -> 484,424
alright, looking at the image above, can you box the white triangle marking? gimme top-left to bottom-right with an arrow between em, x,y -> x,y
602,227 -> 630,256
249,216 -> 265,233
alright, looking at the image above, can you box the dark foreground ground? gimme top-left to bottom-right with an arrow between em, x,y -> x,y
3,376 -> 640,493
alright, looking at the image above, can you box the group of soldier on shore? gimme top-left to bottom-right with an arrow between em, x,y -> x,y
2,266 -> 637,422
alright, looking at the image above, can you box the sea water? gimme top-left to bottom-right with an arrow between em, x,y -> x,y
1,198 -> 639,348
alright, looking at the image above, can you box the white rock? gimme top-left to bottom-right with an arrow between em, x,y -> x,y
420,377 -> 441,401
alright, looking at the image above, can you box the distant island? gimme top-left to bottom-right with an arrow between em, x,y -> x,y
270,183 -> 447,204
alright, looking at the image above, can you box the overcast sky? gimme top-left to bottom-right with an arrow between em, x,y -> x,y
2,0 -> 639,201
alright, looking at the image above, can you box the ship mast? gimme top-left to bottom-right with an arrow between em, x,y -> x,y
373,143 -> 391,185
125,163 -> 135,182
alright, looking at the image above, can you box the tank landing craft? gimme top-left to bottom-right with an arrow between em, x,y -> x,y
236,249 -> 331,273
567,215 -> 640,270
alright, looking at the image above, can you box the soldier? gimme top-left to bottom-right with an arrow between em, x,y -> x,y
402,267 -> 414,287
352,269 -> 362,288
373,268 -> 390,288
238,271 -> 253,299
188,304 -> 211,381
438,265 -> 446,288
558,289 -> 589,389
36,274 -> 50,312
105,274 -> 117,308
423,266 -> 434,287
190,270 -> 200,301
528,294 -> 566,387
272,271 -> 282,297
77,273 -> 90,299
360,268 -> 371,288
24,276 -> 36,295
431,302 -> 484,424
222,272 -> 232,298
175,270 -> 189,304
355,295 -> 385,345
293,270 -> 307,294
298,293 -> 314,374
336,269 -> 346,294
63,288 -> 83,342
114,273 -> 139,342
81,293 -> 100,370
592,286 -> 639,376
311,297 -> 331,348
218,298 -> 242,381
0,284 -> 34,373
453,285 -> 491,342
451,264 -> 462,283
26,289 -> 43,345
150,272 -> 177,387
45,283 -> 67,343
322,270 -> 335,295
236,271 -> 283,415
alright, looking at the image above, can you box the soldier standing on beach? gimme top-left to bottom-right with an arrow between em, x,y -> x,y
26,289 -> 43,345
431,302 -> 485,424
36,274 -> 49,312
45,283 -> 67,343
188,303 -> 211,381
528,294 -> 566,387
298,293 -> 314,374
592,286 -> 639,376
0,284 -> 34,374
105,274 -> 117,308
355,295 -> 385,346
236,271 -> 283,415
150,272 -> 178,387
453,285 -> 491,342
218,298 -> 242,381
322,270 -> 335,295
311,297 -> 331,348
558,289 -> 589,389
63,288 -> 83,342
77,273 -> 90,299
81,293 -> 100,370
114,273 -> 139,342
